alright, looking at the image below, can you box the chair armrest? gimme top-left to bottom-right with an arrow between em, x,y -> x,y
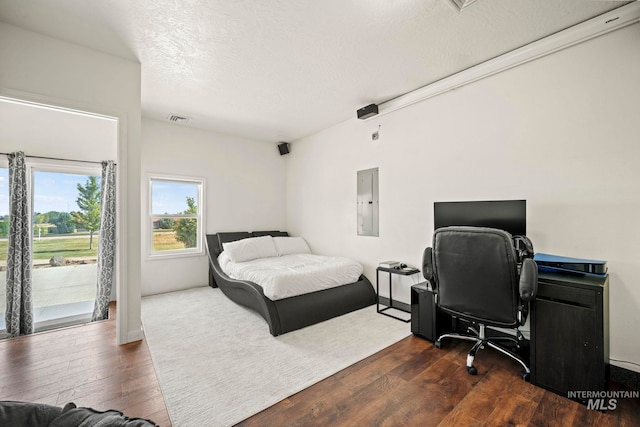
519,258 -> 538,302
422,247 -> 434,286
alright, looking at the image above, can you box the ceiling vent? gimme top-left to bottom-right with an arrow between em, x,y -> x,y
447,0 -> 480,12
166,114 -> 191,124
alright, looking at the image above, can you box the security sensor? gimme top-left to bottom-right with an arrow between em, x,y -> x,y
372,124 -> 381,140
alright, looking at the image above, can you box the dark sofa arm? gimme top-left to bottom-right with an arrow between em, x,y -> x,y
0,401 -> 62,426
0,401 -> 159,427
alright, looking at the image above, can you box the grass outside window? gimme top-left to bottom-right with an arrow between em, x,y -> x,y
152,229 -> 187,252
0,234 -> 98,268
0,231 -> 188,263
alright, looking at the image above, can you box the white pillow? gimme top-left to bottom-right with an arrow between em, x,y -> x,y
274,236 -> 311,256
222,236 -> 278,262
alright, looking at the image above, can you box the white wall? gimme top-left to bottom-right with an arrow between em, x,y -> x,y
140,118 -> 287,296
287,23 -> 640,372
0,99 -> 117,161
0,22 -> 143,344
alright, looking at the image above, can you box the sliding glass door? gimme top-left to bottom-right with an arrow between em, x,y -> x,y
30,163 -> 101,330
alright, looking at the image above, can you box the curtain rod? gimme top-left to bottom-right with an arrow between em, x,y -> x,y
0,152 -> 116,166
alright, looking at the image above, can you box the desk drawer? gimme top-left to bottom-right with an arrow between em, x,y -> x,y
537,281 -> 596,309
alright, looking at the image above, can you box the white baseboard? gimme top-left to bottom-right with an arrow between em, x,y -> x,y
127,328 -> 145,343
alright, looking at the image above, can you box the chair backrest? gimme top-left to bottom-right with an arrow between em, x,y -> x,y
432,226 -> 520,327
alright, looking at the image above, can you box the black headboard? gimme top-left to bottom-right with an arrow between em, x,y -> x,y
251,230 -> 288,238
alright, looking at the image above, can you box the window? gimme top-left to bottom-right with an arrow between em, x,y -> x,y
149,176 -> 204,257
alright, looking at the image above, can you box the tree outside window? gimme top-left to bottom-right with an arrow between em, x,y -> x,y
72,176 -> 101,249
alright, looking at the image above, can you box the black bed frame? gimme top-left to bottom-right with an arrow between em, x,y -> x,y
205,231 -> 376,336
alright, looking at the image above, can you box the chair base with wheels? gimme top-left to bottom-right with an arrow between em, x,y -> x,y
435,323 -> 530,380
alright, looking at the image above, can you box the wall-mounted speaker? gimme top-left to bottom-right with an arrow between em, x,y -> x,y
357,103 -> 378,120
278,142 -> 290,155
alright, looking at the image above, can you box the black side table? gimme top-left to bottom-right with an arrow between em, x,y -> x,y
376,266 -> 420,322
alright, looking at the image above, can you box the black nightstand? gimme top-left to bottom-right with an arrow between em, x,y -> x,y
376,266 -> 420,322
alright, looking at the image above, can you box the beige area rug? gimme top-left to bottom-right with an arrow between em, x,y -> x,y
141,286 -> 412,427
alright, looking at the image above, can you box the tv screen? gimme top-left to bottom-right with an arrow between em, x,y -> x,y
434,199 -> 526,236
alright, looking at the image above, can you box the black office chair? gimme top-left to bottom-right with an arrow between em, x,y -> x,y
422,226 -> 538,379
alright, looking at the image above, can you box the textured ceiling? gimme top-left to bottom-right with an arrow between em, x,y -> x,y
0,0 -> 632,142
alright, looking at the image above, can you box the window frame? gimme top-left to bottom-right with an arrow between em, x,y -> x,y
0,156 -> 8,241
147,174 -> 205,260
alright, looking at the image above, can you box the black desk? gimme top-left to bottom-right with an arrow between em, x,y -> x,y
411,271 -> 610,398
530,272 -> 609,397
376,266 -> 420,322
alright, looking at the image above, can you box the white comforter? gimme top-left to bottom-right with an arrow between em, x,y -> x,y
217,252 -> 363,300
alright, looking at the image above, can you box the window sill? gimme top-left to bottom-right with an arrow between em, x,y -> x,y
147,250 -> 205,261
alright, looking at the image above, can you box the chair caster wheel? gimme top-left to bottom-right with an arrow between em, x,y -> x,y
521,372 -> 530,382
467,366 -> 477,375
434,340 -> 441,349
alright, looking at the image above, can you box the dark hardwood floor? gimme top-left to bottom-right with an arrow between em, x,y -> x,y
0,304 -> 170,426
2,308 -> 638,427
240,336 -> 640,427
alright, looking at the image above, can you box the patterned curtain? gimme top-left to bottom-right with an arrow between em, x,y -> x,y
91,161 -> 116,321
5,151 -> 33,336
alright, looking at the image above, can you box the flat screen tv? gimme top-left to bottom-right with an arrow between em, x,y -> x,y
434,199 -> 526,236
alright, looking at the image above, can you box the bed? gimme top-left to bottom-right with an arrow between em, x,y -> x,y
205,231 -> 376,336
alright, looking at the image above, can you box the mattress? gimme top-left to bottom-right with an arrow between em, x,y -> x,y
217,251 -> 363,300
